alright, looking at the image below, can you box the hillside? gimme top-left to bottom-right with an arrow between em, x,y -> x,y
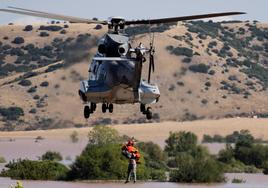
1,20 -> 268,130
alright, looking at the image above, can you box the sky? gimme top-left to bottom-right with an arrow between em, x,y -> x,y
0,0 -> 267,25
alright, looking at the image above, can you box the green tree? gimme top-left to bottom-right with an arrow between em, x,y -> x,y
1,159 -> 68,180
68,144 -> 149,180
165,131 -> 224,183
218,144 -> 234,163
88,126 -> 121,145
164,131 -> 198,156
68,126 -> 150,180
40,151 -> 63,161
137,142 -> 167,180
170,153 -> 224,183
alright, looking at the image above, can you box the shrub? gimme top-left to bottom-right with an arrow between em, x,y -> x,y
40,151 -> 63,161
39,25 -> 63,31
232,178 -> 245,183
60,29 -> 67,34
182,57 -> 191,63
70,131 -> 79,143
40,32 -> 49,37
12,37 -> 24,44
0,106 -> 24,120
0,156 -> 6,163
137,142 -> 167,180
189,63 -> 210,74
94,24 -> 103,30
168,47 -> 193,57
170,153 -> 224,183
24,25 -> 33,31
88,126 -> 122,145
166,131 -> 224,183
164,131 -> 198,157
29,108 -> 37,114
263,162 -> 268,175
1,159 -> 68,180
68,144 -> 149,180
18,79 -> 32,87
27,87 -> 37,93
40,81 -> 49,87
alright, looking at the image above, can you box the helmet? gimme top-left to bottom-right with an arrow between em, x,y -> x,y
127,140 -> 134,146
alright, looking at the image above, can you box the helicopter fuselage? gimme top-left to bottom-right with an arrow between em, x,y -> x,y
78,33 -> 160,106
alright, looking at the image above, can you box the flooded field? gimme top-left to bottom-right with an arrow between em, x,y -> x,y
1,173 -> 268,188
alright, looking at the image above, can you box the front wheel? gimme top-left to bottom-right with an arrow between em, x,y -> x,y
146,107 -> 153,120
102,103 -> 107,113
84,106 -> 90,119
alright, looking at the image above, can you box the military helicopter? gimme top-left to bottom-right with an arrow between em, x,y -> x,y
0,7 -> 245,120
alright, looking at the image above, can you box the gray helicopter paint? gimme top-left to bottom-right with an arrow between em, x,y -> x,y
79,56 -> 160,104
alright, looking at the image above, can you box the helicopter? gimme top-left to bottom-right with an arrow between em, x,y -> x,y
0,7 -> 245,120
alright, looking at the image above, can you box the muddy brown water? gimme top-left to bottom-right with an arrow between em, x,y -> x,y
1,173 -> 268,188
1,137 -> 267,187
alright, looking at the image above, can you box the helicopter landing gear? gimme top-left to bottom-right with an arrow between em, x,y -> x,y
140,104 -> 153,120
102,103 -> 107,113
91,103 -> 97,113
102,103 -> 114,113
108,104 -> 113,113
84,105 -> 90,119
84,103 -> 97,119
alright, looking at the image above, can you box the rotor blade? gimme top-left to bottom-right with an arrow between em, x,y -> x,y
0,7 -> 107,24
125,12 -> 246,25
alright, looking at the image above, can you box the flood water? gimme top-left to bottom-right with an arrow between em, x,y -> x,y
0,137 -> 267,188
1,173 -> 268,188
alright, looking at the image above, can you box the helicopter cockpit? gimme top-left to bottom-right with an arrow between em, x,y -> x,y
107,17 -> 126,34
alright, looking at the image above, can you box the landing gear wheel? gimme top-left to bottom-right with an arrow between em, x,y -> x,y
140,104 -> 146,114
102,103 -> 107,113
146,107 -> 153,120
91,103 -> 97,112
84,106 -> 90,119
108,104 -> 113,113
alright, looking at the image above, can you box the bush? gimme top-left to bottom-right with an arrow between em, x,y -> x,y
27,87 -> 37,93
68,144 -> 149,180
70,131 -> 79,143
88,126 -> 122,145
232,178 -> 245,183
189,63 -> 210,74
263,162 -> 268,175
166,131 -> 224,183
40,151 -> 63,161
1,159 -> 68,180
167,46 -> 193,57
24,25 -> 33,31
137,142 -> 167,180
94,24 -> 103,30
40,81 -> 49,87
18,79 -> 32,87
12,37 -> 25,44
39,25 -> 63,31
0,106 -> 24,121
40,32 -> 49,37
0,156 -> 6,163
170,153 -> 224,183
165,131 -> 198,157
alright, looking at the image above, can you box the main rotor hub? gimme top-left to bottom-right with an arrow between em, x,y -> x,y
107,17 -> 126,33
